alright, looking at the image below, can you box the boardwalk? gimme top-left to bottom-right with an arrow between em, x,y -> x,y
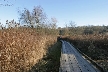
59,41 -> 100,72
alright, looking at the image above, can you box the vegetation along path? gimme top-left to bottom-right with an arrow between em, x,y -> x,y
29,41 -> 62,72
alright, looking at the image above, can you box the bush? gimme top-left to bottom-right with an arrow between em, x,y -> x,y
0,27 -> 56,72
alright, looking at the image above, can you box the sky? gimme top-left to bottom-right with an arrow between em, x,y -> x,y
0,0 -> 108,27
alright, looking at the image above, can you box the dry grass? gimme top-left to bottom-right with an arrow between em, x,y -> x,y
0,27 -> 56,72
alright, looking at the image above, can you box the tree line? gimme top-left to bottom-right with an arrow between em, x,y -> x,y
59,24 -> 108,36
0,5 -> 108,36
0,5 -> 59,35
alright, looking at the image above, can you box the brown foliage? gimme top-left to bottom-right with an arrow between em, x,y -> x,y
0,28 -> 56,72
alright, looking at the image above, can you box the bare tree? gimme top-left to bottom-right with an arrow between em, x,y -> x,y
19,6 -> 47,28
19,8 -> 34,27
32,6 -> 47,27
50,17 -> 57,29
69,21 -> 76,28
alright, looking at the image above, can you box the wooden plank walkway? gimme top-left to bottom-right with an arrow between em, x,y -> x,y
59,41 -> 100,72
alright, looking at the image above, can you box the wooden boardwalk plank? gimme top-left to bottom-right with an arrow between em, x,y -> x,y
59,41 -> 100,72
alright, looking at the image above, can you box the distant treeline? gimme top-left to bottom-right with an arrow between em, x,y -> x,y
0,5 -> 108,36
59,25 -> 108,35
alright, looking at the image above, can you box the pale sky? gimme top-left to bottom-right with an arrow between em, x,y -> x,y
0,0 -> 108,27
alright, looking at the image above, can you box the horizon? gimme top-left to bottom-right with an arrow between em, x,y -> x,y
0,0 -> 108,27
